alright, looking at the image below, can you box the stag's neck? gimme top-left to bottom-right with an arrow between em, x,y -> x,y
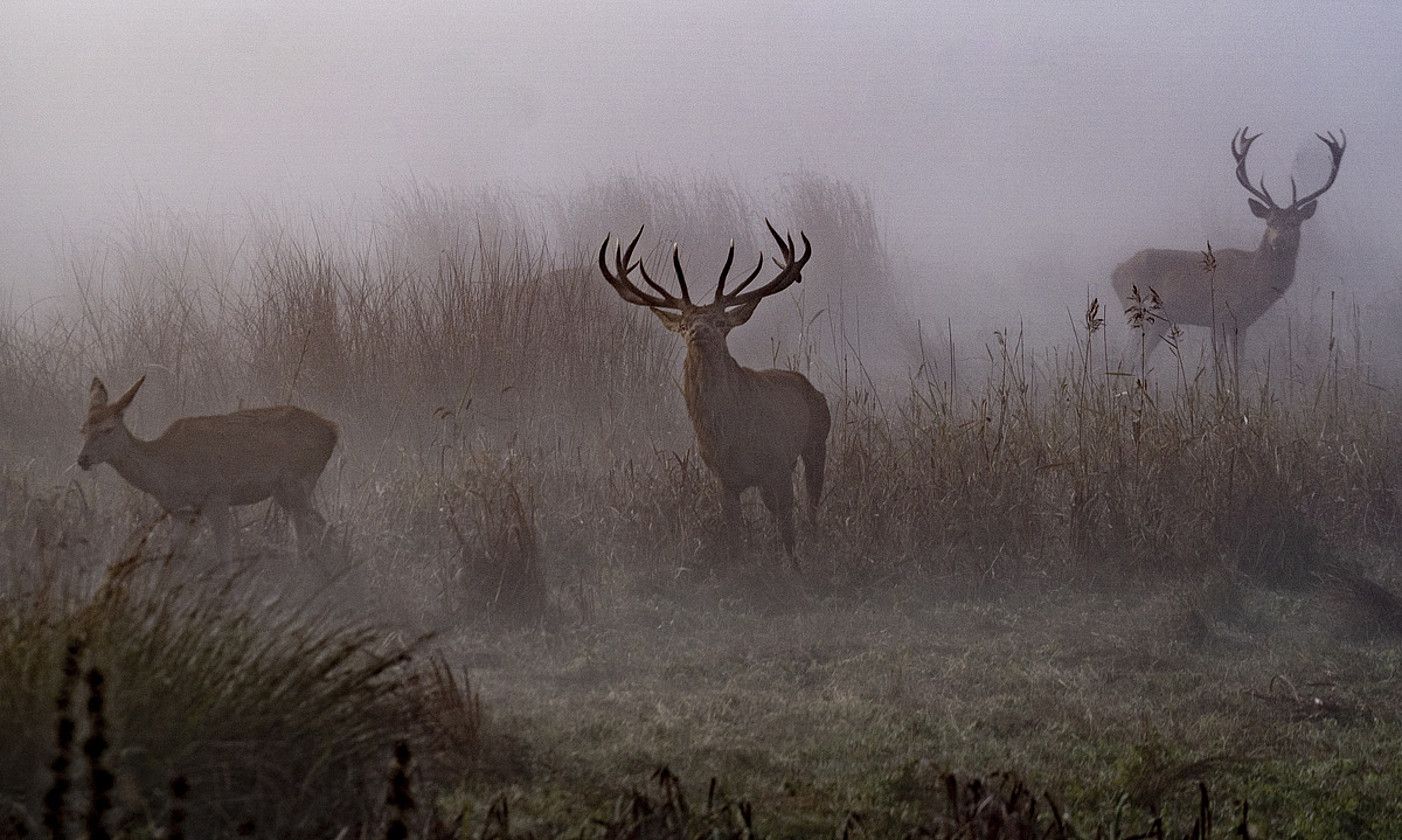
682,338 -> 746,431
106,427 -> 170,500
1252,230 -> 1303,292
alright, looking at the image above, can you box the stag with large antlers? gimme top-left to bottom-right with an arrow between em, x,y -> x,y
1112,128 -> 1346,363
598,222 -> 831,561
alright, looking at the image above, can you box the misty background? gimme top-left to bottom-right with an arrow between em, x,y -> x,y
3,1 -> 1401,359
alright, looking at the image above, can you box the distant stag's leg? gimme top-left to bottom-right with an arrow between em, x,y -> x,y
1131,318 -> 1170,366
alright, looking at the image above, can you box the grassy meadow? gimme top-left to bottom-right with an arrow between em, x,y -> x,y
3,175 -> 1402,837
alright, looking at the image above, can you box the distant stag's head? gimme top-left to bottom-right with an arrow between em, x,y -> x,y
1233,128 -> 1346,253
598,220 -> 811,348
78,376 -> 144,470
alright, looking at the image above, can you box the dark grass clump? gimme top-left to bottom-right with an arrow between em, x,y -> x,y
81,668 -> 113,840
166,777 -> 188,840
41,641 -> 82,840
448,768 -> 1253,839
384,742 -> 414,840
0,578 -> 452,838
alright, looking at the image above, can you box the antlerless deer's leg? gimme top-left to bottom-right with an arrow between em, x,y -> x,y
205,498 -> 235,565
168,511 -> 199,558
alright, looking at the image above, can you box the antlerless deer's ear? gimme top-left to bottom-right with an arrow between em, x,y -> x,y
89,377 -> 110,408
110,376 -> 146,414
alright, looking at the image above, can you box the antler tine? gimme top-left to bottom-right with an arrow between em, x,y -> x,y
1232,127 -> 1278,208
636,260 -> 678,302
624,226 -> 684,302
671,244 -> 691,304
766,218 -> 791,257
716,222 -> 812,310
1257,176 -> 1277,207
597,227 -> 684,309
727,253 -> 766,298
1291,129 -> 1347,208
714,240 -> 736,300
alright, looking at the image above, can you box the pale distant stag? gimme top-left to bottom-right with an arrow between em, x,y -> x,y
598,222 -> 831,561
1112,128 -> 1346,363
78,377 -> 338,563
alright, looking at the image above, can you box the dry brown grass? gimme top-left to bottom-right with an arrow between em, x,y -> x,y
2,174 -> 1401,835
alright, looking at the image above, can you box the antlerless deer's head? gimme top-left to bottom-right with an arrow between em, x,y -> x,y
598,220 -> 812,349
78,376 -> 144,470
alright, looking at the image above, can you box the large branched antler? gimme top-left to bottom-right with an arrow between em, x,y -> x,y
1233,127 -> 1347,211
1289,130 -> 1346,209
1232,127 -> 1279,208
712,219 -> 811,310
597,226 -> 688,309
599,221 -> 811,312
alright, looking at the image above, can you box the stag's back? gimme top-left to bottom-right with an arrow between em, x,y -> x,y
1113,246 -> 1266,326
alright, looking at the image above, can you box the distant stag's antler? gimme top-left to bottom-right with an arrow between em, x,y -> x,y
1232,127 -> 1346,210
599,220 -> 811,311
1288,130 -> 1346,209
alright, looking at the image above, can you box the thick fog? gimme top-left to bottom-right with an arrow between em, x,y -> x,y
4,1 -> 1401,339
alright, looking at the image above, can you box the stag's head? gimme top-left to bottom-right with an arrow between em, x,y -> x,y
78,376 -> 144,470
598,221 -> 811,348
1233,128 -> 1346,253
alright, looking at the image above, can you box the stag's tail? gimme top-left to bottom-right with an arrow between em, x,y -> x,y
801,388 -> 832,518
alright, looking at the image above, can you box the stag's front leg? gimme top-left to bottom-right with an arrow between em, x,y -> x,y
760,478 -> 797,565
719,483 -> 743,554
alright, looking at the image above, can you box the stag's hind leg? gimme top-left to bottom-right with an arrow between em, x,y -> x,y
759,475 -> 797,564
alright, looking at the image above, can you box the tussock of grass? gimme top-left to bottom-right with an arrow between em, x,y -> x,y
0,575 -> 455,838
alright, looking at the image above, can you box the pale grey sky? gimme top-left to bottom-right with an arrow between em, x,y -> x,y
3,1 -> 1400,325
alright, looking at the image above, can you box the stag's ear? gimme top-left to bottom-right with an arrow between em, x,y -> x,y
650,308 -> 685,333
1248,199 -> 1271,219
109,376 -> 145,414
1295,201 -> 1317,221
89,377 -> 110,409
722,300 -> 761,328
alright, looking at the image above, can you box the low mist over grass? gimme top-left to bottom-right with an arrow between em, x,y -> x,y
3,175 -> 1402,836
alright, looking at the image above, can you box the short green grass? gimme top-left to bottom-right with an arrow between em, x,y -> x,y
447,578 -> 1402,838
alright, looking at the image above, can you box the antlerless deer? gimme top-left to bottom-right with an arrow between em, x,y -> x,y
78,376 -> 338,563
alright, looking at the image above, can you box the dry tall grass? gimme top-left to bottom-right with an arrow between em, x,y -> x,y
2,173 -> 1400,835
3,174 -> 1398,598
